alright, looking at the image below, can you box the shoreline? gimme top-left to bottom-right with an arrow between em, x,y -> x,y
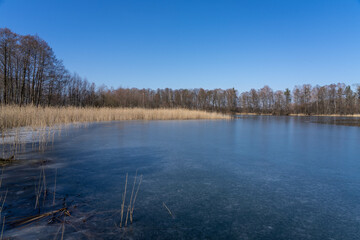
237,113 -> 360,117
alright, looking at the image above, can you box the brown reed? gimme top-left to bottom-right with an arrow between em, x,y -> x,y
0,216 -> 4,240
163,202 -> 175,219
119,173 -> 128,228
35,166 -> 47,209
125,171 -> 137,227
53,169 -> 57,206
130,175 -> 142,224
0,105 -> 230,131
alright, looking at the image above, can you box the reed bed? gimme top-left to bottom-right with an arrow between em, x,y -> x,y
0,105 -> 229,158
0,105 -> 230,131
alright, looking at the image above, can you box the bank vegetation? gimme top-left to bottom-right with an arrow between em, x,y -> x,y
0,105 -> 230,131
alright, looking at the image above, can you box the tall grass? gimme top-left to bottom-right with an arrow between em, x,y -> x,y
0,105 -> 230,131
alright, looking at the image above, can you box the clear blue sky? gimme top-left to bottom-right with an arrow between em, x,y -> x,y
1,0 -> 360,91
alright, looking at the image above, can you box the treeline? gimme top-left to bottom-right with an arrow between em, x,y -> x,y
239,84 -> 360,115
95,84 -> 360,115
1,28 -> 360,115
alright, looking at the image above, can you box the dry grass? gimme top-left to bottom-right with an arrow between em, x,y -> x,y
0,105 -> 230,131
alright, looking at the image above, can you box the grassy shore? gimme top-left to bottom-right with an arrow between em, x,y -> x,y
0,105 -> 230,130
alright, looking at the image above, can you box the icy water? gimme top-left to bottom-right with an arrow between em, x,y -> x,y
2,116 -> 360,239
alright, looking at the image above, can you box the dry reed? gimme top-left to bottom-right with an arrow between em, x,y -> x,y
119,173 -> 128,228
0,190 -> 7,214
130,175 -> 142,224
0,105 -> 229,160
0,105 -> 229,157
61,216 -> 65,240
0,105 -> 230,131
125,171 -> 137,227
35,166 -> 47,209
163,202 -> 174,219
54,224 -> 62,240
0,216 -> 4,240
0,186 -> 6,240
14,208 -> 66,226
117,172 -> 143,228
53,169 -> 57,206
0,168 -> 3,188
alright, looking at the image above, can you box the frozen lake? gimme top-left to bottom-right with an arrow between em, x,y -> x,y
2,116 -> 360,239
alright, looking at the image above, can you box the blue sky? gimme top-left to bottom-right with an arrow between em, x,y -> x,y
1,0 -> 360,91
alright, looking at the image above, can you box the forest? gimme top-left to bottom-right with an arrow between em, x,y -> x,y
1,27 -> 360,115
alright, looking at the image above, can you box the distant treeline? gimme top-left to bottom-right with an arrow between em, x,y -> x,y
1,28 -> 360,115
